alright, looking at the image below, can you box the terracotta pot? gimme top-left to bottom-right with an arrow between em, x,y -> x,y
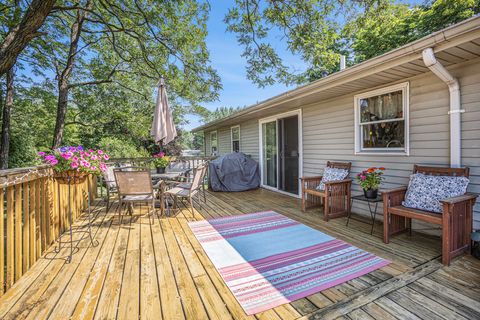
363,188 -> 378,199
54,170 -> 88,184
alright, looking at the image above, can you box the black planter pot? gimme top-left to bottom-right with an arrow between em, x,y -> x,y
364,188 -> 378,199
156,167 -> 166,174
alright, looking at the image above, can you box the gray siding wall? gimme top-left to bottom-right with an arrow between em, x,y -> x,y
201,59 -> 480,229
240,119 -> 260,160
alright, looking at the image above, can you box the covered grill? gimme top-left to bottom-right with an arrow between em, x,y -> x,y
208,153 -> 260,192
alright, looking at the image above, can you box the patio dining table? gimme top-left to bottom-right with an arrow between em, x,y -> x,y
151,171 -> 186,181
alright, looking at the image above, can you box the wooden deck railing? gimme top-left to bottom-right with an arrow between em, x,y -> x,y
0,166 -> 97,296
107,155 -> 216,169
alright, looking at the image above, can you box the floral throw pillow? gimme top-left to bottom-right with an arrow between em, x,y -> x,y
402,173 -> 469,213
316,167 -> 349,191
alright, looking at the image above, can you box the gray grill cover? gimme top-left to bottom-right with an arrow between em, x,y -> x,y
209,153 -> 260,192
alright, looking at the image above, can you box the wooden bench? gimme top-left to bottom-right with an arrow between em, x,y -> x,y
300,161 -> 352,221
382,165 -> 478,265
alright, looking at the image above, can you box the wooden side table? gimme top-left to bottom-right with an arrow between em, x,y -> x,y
346,194 -> 383,235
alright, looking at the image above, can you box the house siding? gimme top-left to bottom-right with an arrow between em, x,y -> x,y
200,59 -> 480,229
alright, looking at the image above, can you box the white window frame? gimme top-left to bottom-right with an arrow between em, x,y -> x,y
230,125 -> 241,152
210,130 -> 218,155
354,82 -> 409,155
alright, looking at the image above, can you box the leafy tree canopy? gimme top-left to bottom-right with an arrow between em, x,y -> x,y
225,0 -> 480,87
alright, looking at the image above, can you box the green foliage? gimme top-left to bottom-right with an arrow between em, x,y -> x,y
226,0 -> 479,87
203,106 -> 245,122
345,0 -> 480,62
0,0 -> 223,168
97,137 -> 149,159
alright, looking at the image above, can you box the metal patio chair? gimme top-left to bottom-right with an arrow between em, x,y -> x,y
114,167 -> 157,217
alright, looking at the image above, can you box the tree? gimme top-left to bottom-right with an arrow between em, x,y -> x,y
0,66 -> 14,168
0,0 -> 56,76
34,0 -> 221,148
225,0 -> 479,87
345,0 -> 480,62
203,106 -> 244,123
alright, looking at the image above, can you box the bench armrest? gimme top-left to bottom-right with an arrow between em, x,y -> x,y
300,176 -> 323,190
300,176 -> 323,182
382,186 -> 408,208
440,193 -> 478,205
324,178 -> 352,186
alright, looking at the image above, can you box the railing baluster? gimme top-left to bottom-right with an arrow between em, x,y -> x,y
6,186 -> 14,289
22,182 -> 29,271
29,180 -> 35,267
14,183 -> 22,281
35,178 -> 41,259
0,187 -> 4,296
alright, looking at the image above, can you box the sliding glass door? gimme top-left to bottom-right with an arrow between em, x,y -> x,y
260,112 -> 300,196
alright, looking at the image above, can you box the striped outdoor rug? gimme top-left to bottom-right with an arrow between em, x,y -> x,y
188,211 -> 390,315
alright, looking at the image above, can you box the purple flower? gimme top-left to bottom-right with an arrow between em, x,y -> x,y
38,151 -> 45,156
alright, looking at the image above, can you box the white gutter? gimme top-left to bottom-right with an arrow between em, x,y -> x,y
422,48 -> 463,167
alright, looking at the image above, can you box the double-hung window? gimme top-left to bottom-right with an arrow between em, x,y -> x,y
354,82 -> 409,155
231,126 -> 240,152
210,131 -> 218,155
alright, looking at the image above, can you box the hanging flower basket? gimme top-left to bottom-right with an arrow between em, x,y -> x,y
38,145 -> 110,184
53,170 -> 88,185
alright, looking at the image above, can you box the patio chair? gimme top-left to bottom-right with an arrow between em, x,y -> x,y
114,167 -> 157,217
175,161 -> 209,203
164,163 -> 208,215
101,165 -> 118,212
300,161 -> 352,221
166,159 -> 191,182
382,165 -> 478,265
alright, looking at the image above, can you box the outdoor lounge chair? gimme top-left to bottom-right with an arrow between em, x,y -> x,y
114,167 -> 157,217
382,165 -> 478,266
300,161 -> 352,221
164,163 -> 208,215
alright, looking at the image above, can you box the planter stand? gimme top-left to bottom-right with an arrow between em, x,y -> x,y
54,174 -> 98,263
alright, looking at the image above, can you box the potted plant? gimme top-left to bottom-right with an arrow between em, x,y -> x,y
38,146 -> 109,184
152,152 -> 170,173
356,167 -> 385,199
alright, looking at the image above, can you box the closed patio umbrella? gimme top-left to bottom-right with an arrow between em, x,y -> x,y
151,77 -> 177,145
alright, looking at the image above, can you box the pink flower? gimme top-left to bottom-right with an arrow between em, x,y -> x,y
38,151 -> 45,156
103,154 -> 109,160
91,166 -> 97,171
360,175 -> 366,181
91,155 -> 98,161
97,150 -> 104,155
71,162 -> 78,169
50,159 -> 58,165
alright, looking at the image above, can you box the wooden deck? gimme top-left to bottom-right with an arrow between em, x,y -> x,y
0,188 -> 479,320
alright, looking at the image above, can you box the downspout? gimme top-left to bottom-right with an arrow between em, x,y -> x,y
422,48 -> 463,167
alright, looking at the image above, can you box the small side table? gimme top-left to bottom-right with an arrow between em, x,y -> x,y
346,194 -> 383,235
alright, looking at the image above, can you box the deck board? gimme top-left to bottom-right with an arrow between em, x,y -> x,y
0,188 -> 479,320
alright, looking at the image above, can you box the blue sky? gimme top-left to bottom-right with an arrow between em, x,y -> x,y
184,2 -> 306,131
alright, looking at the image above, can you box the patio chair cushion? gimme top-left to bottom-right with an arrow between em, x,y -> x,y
316,167 -> 349,191
165,187 -> 191,197
122,194 -> 154,201
402,173 -> 469,213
